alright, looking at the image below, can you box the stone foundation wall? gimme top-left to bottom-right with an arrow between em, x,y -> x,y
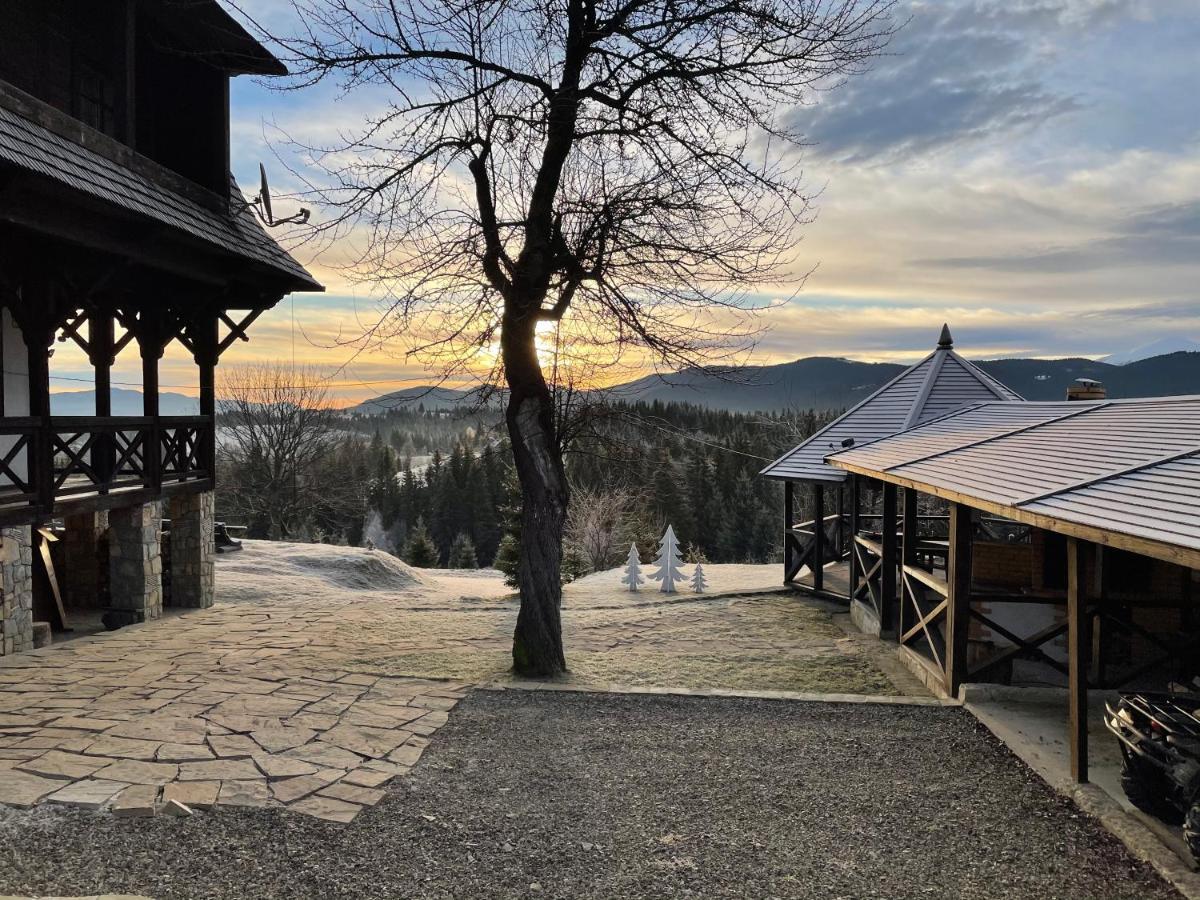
168,491 -> 214,608
108,501 -> 162,625
0,525 -> 34,656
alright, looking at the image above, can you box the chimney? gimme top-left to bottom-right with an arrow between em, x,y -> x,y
1066,378 -> 1106,401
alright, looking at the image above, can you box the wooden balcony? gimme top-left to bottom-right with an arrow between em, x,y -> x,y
0,415 -> 212,526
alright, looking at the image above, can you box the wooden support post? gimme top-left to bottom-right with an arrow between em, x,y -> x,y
1068,536 -> 1089,783
836,481 -> 845,560
811,482 -> 825,592
945,502 -> 973,699
783,481 -> 795,583
18,289 -> 56,514
195,312 -> 219,484
91,310 -> 114,417
90,309 -> 115,483
849,475 -> 861,599
902,487 -> 918,567
880,482 -> 897,636
140,312 -> 163,493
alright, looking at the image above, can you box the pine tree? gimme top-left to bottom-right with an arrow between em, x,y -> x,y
649,524 -> 683,593
621,543 -> 644,592
401,517 -> 439,568
448,531 -> 479,568
493,533 -> 521,587
690,562 -> 708,593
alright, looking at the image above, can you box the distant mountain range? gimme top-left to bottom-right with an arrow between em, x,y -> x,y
51,350 -> 1200,417
1101,336 -> 1200,365
50,388 -> 199,416
348,350 -> 1200,415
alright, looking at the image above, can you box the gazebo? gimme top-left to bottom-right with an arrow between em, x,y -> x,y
760,326 -> 1022,597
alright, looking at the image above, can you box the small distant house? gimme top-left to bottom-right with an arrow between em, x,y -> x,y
0,0 -> 322,655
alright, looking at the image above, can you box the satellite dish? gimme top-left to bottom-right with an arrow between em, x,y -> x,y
258,163 -> 274,225
252,163 -> 309,228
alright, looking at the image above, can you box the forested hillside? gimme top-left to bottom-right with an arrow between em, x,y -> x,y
223,402 -> 834,572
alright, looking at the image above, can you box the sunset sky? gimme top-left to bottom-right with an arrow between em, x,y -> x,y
49,0 -> 1200,405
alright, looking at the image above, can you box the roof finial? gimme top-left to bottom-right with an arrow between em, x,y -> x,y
937,323 -> 953,349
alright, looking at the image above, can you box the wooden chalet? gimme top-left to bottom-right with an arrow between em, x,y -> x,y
760,325 -> 1021,596
0,0 -> 321,655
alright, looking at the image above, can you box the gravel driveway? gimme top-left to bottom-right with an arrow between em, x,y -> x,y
0,690 -> 1179,899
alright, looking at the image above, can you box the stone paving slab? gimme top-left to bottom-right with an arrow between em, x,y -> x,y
0,587 -> 463,822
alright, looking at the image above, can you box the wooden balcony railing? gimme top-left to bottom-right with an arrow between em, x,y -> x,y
0,415 -> 212,525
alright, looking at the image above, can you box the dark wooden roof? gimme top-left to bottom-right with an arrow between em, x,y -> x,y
0,94 -> 320,292
760,326 -> 1022,483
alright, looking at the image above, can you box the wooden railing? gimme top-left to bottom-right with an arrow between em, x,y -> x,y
783,513 -> 845,583
0,415 -> 211,525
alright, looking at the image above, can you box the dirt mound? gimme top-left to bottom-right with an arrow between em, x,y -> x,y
218,540 -> 428,599
286,546 -> 428,592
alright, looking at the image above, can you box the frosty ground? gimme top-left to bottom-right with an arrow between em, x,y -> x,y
216,540 -> 911,694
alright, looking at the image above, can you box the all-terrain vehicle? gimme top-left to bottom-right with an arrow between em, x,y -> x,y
1107,691 -> 1200,862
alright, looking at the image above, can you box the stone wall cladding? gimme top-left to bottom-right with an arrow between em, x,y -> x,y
108,500 -> 163,623
168,490 -> 214,608
0,525 -> 34,656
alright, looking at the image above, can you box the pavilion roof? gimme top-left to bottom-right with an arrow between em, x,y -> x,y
760,325 -> 1021,483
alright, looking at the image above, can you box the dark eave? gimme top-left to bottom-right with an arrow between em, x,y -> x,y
142,0 -> 289,76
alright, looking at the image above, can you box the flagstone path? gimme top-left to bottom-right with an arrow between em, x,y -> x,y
0,601 -> 465,823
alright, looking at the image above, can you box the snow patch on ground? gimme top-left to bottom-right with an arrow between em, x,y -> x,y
218,539 -> 428,601
565,563 -> 782,607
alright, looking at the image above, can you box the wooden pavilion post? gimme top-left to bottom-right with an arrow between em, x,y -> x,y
783,480 -> 794,583
945,502 -> 973,698
1067,536 -> 1090,783
849,475 -> 861,600
880,482 -> 898,636
811,482 -> 825,592
897,486 -> 917,638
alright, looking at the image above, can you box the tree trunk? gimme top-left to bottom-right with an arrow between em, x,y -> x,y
503,314 -> 569,677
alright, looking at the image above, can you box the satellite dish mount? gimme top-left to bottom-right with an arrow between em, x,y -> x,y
250,163 -> 310,228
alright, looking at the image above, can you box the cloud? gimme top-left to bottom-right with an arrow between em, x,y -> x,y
787,0 -> 1142,163
921,199 -> 1200,272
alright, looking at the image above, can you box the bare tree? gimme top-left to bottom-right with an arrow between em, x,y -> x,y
232,0 -> 896,675
217,363 -> 347,539
565,484 -> 637,572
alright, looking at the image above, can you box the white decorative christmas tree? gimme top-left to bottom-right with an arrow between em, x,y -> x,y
650,525 -> 683,593
690,562 -> 708,594
621,543 -> 644,592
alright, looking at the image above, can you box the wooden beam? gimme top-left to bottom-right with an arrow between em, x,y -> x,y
783,481 -> 795,582
811,482 -> 825,592
945,502 -> 973,699
849,475 -> 861,599
881,481 -> 897,637
830,460 -> 1200,573
1068,536 -> 1089,783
